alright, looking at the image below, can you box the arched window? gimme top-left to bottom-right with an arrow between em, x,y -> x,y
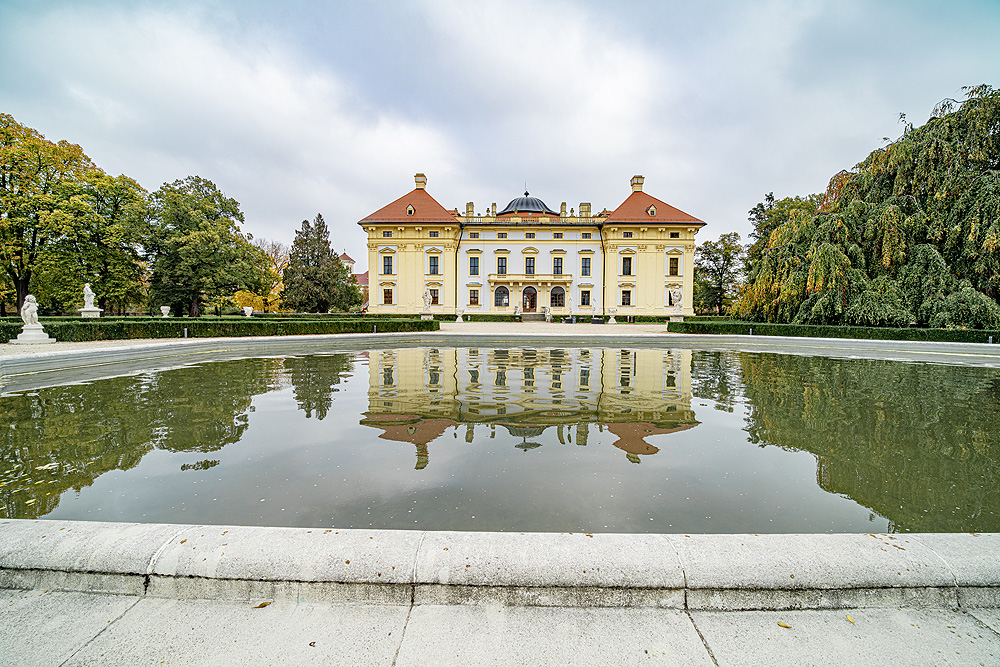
550,286 -> 565,307
494,286 -> 510,307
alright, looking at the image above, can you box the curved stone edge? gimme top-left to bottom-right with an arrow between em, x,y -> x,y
1,520 -> 998,610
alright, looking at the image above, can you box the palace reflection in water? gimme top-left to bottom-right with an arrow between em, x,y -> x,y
1,346 -> 998,533
361,348 -> 699,468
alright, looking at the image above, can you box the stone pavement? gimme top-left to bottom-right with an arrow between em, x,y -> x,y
4,589 -> 998,666
2,520 -> 999,666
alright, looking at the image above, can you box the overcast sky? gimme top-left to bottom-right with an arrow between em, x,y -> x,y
2,0 -> 998,270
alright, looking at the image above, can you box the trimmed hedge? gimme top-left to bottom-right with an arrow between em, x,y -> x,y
666,320 -> 1000,344
2,317 -> 437,343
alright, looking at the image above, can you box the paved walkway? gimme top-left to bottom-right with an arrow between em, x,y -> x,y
4,589 -> 997,666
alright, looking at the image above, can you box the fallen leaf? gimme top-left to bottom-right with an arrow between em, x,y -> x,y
847,614 -> 855,624
254,601 -> 271,609
778,621 -> 792,629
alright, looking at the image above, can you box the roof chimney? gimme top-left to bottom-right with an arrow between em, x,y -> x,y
560,202 -> 567,217
414,173 -> 427,190
631,175 -> 644,192
465,201 -> 475,217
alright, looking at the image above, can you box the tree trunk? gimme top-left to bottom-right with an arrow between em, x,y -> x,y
188,297 -> 200,318
15,277 -> 31,311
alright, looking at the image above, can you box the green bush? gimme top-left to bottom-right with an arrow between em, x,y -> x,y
2,317 -> 437,343
666,320 -> 1000,344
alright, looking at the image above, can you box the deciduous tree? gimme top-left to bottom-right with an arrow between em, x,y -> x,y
148,176 -> 264,317
0,114 -> 95,309
694,232 -> 745,315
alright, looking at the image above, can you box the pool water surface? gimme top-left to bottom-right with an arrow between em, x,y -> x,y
2,346 -> 997,533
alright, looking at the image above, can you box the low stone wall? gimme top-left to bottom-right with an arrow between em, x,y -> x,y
1,520 -> 998,610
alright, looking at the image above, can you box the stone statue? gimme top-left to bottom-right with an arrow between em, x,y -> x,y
422,288 -> 431,311
670,286 -> 683,312
543,306 -> 552,323
455,307 -> 465,323
160,306 -> 171,318
514,304 -> 521,316
568,294 -> 574,313
21,295 -> 39,326
83,283 -> 96,309
607,307 -> 618,324
10,294 -> 56,343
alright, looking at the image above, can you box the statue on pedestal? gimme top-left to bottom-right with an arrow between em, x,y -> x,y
422,288 -> 431,312
10,295 -> 56,344
79,283 -> 103,317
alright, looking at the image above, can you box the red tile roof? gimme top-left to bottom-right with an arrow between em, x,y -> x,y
605,191 -> 705,225
339,252 -> 355,263
359,188 -> 457,223
354,270 -> 368,286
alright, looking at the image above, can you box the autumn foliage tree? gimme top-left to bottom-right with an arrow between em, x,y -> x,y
735,85 -> 1000,329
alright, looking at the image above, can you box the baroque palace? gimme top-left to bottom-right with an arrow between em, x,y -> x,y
359,174 -> 705,318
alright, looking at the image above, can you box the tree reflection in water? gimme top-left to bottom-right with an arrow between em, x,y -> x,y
1,346 -> 998,533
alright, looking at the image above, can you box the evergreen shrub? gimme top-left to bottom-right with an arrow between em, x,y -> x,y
666,320 -> 1000,343
2,317 -> 436,343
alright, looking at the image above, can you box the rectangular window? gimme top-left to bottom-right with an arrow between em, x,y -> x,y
382,256 -> 393,274
553,233 -> 563,239
669,231 -> 680,239
669,257 -> 679,276
622,257 -> 632,275
469,232 -> 479,239
581,257 -> 591,276
430,289 -> 439,305
469,289 -> 479,305
428,256 -> 439,275
553,258 -> 563,275
383,289 -> 393,305
581,290 -> 591,306
582,233 -> 592,239
470,256 -> 479,275
525,232 -> 535,239
429,231 -> 439,237
623,231 -> 633,238
497,232 -> 507,239
382,230 -> 392,238
621,290 -> 631,306
525,258 -> 535,275
497,257 -> 507,274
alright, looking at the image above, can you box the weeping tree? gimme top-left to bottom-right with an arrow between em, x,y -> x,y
736,84 -> 1000,329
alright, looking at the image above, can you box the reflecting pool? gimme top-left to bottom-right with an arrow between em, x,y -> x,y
2,347 -> 998,533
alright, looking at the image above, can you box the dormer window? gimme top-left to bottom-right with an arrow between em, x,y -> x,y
406,205 -> 415,216
646,205 -> 656,217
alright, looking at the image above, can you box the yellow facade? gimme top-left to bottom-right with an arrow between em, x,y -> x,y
359,174 -> 704,318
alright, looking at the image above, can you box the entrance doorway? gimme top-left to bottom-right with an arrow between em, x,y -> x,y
522,287 -> 537,312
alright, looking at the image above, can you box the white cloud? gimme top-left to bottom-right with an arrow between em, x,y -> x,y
0,3 -> 459,262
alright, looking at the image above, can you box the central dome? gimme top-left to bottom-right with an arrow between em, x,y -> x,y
497,191 -> 558,216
